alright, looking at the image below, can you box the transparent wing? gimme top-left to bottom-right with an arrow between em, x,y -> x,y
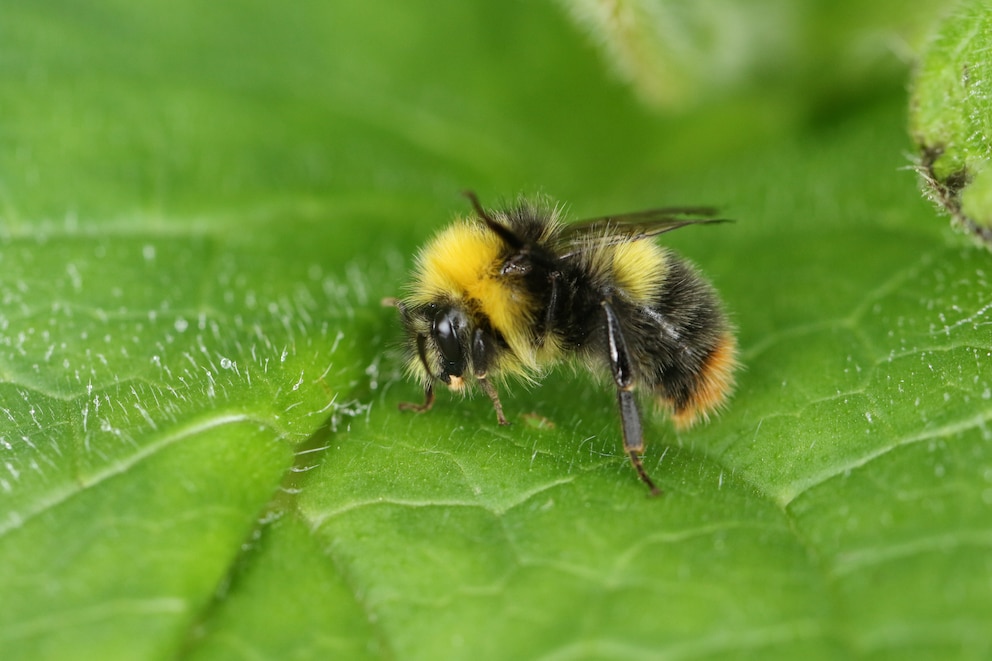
557,207 -> 731,255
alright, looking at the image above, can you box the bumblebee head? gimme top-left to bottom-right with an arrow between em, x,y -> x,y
393,299 -> 473,390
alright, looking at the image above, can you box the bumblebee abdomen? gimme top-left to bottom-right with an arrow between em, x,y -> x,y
578,239 -> 669,307
590,253 -> 736,427
610,241 -> 669,305
667,331 -> 737,428
639,255 -> 736,426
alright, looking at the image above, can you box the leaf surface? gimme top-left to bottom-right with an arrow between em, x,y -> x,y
1,2 -> 989,660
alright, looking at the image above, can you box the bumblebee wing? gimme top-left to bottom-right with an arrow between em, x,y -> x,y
557,207 -> 730,254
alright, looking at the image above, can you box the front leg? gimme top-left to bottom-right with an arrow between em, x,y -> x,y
541,270 -> 561,342
479,378 -> 508,426
602,300 -> 662,496
472,327 -> 509,425
398,381 -> 435,414
398,332 -> 437,414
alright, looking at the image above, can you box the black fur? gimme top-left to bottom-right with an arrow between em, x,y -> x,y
493,203 -> 729,417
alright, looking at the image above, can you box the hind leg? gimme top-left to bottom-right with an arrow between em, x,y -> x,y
602,300 -> 661,496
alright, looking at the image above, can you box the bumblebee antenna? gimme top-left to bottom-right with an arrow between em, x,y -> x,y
463,190 -> 496,224
462,190 -> 524,249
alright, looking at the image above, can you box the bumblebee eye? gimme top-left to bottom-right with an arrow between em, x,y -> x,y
433,307 -> 466,377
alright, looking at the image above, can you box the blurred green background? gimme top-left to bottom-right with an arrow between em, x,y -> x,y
2,1 -> 990,660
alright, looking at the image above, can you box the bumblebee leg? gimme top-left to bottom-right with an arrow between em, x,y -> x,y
399,382 -> 435,414
398,332 -> 438,414
479,377 -> 509,426
617,389 -> 660,496
542,271 -> 561,340
471,327 -> 509,425
603,301 -> 662,496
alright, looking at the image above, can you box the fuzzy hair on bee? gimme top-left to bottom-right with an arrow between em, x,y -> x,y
385,192 -> 739,495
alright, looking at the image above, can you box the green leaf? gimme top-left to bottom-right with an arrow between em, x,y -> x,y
2,2 -> 990,661
910,0 -> 992,244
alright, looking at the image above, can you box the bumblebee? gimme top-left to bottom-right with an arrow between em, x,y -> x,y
386,193 -> 738,495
